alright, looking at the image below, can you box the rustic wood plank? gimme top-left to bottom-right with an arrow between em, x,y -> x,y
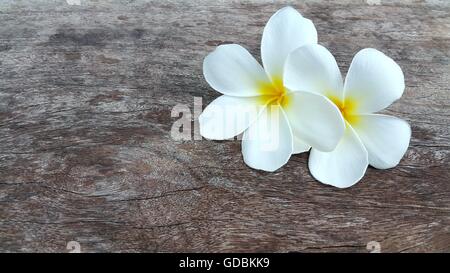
0,0 -> 449,252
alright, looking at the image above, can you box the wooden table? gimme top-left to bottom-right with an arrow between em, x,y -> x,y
0,0 -> 449,252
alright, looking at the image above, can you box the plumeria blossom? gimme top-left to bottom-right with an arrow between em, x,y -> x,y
284,44 -> 411,188
199,7 -> 345,172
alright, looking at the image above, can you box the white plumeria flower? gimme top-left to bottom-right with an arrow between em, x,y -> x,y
199,7 -> 345,172
284,44 -> 411,188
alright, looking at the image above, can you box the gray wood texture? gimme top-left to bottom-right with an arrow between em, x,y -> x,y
0,0 -> 449,252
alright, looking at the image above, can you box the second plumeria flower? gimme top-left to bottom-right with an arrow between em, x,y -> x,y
199,7 -> 345,171
284,44 -> 411,188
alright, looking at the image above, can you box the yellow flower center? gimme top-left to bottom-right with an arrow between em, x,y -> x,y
257,76 -> 290,108
327,94 -> 360,125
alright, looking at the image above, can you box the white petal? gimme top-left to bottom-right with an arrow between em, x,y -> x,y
203,44 -> 270,97
261,6 -> 317,81
242,105 -> 293,171
352,114 -> 411,169
284,44 -> 343,99
283,91 -> 345,152
199,95 -> 264,140
293,136 -> 311,154
344,48 -> 405,113
309,125 -> 368,188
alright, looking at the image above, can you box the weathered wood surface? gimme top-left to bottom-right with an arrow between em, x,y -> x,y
0,0 -> 449,253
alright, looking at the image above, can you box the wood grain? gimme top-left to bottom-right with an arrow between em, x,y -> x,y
0,0 -> 449,252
